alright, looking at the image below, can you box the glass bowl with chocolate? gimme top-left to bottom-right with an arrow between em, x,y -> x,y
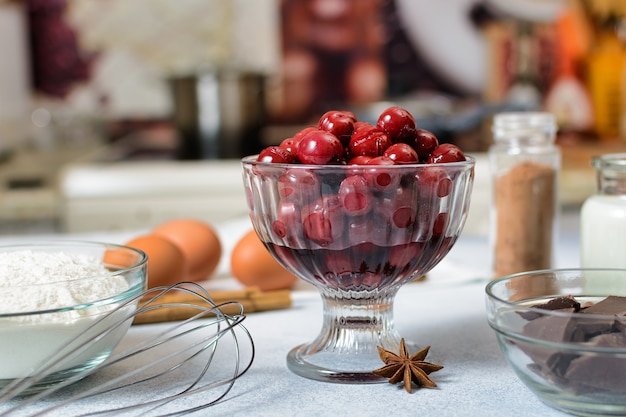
486,268 -> 626,416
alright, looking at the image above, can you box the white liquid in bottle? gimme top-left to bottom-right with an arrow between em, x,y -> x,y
581,195 -> 626,268
580,154 -> 626,294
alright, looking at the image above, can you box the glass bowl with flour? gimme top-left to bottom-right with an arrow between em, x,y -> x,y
0,241 -> 147,394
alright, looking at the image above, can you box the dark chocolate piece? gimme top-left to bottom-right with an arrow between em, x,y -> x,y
575,296 -> 626,337
518,295 -> 626,395
613,318 -> 626,334
535,295 -> 581,312
581,296 -> 626,316
518,295 -> 580,321
571,315 -> 621,340
564,332 -> 626,394
521,314 -> 583,376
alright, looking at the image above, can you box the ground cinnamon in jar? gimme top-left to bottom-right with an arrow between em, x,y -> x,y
493,161 -> 556,278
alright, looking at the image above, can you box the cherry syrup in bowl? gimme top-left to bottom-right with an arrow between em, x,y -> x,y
242,156 -> 475,383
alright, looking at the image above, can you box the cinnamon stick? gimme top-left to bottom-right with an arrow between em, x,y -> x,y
133,287 -> 292,325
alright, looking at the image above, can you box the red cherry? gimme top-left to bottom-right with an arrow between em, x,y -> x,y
301,195 -> 344,246
418,168 -> 453,198
277,168 -> 320,202
318,110 -> 356,146
272,201 -> 300,238
293,126 -> 318,141
345,155 -> 373,177
410,129 -> 439,161
279,127 -> 317,155
433,212 -> 449,236
383,143 -> 419,164
257,146 -> 298,164
280,136 -> 303,154
297,129 -> 344,165
338,175 -> 374,216
272,200 -> 305,248
366,155 -> 396,166
364,156 -> 400,192
347,155 -> 373,165
379,186 -> 418,229
426,143 -> 466,164
348,125 -> 392,158
376,106 -> 416,143
437,177 -> 452,197
353,121 -> 374,132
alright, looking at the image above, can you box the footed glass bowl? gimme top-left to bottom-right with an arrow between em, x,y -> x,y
242,155 -> 474,383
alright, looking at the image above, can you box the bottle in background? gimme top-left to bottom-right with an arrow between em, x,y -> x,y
580,153 -> 626,293
586,14 -> 625,140
581,153 -> 626,269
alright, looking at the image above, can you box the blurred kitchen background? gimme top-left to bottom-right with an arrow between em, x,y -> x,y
0,0 -> 625,235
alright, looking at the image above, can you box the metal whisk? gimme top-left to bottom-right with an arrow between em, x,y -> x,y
0,282 -> 255,416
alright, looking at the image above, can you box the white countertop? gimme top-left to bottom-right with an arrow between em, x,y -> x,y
0,213 -> 581,417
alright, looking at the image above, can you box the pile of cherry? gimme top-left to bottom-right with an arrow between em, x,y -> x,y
257,106 -> 466,166
248,107 -> 472,287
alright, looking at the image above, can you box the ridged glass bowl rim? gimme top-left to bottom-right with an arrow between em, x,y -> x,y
0,240 -> 147,317
241,154 -> 476,170
486,267 -> 626,352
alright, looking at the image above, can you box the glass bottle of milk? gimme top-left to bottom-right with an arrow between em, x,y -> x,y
581,154 -> 626,292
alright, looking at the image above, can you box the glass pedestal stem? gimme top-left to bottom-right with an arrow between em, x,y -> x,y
286,287 -> 403,383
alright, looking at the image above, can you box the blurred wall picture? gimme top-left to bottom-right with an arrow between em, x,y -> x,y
272,0 -> 472,124
275,0 -> 386,122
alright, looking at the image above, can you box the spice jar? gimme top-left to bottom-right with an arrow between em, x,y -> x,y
489,112 -> 560,279
581,154 -> 626,269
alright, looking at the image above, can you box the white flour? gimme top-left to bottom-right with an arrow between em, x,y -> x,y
0,250 -> 135,380
0,250 -> 129,319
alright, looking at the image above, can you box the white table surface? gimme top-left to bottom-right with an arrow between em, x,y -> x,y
0,213 -> 582,417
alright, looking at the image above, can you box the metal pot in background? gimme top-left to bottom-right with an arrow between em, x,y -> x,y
169,71 -> 266,160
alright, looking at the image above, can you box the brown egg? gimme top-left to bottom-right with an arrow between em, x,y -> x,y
102,247 -> 141,270
152,218 -> 222,282
124,235 -> 188,288
231,229 -> 298,291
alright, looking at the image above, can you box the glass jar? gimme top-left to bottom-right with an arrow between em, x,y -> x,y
489,112 -> 560,279
581,154 -> 626,269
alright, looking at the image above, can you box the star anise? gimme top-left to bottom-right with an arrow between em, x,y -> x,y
373,338 -> 443,393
